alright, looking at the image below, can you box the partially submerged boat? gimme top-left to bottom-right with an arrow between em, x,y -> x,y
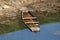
21,11 -> 40,32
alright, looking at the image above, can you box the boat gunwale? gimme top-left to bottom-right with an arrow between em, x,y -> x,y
21,11 -> 40,32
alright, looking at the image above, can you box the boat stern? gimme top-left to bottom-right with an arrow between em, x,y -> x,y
30,27 -> 40,32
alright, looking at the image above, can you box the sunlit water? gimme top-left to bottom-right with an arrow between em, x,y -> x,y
0,22 -> 60,40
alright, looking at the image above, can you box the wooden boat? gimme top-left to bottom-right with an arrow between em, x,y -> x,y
21,11 -> 40,32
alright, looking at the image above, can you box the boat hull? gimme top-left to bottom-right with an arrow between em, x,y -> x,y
21,11 -> 40,32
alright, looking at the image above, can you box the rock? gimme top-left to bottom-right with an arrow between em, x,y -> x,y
0,0 -> 60,24
2,5 -> 10,9
0,7 -> 2,10
0,21 -> 6,24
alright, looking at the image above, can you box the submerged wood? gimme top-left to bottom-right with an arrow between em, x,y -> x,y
21,11 -> 40,32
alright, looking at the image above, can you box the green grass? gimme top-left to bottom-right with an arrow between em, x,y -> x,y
0,19 -> 26,34
33,11 -> 60,24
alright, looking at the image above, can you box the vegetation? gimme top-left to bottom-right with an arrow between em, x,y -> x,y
33,11 -> 60,24
0,17 -> 26,34
0,11 -> 60,34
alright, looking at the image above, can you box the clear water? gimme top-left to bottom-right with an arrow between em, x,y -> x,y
0,22 -> 60,40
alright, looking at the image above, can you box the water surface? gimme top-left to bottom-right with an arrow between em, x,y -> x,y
0,22 -> 60,40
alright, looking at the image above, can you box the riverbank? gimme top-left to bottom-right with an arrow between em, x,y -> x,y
0,11 -> 60,34
0,0 -> 60,34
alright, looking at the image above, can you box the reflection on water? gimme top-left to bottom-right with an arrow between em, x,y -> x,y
0,22 -> 60,40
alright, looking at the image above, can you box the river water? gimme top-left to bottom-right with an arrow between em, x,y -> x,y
0,22 -> 60,40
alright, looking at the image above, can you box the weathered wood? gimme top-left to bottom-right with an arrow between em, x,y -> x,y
21,11 -> 40,32
25,22 -> 39,24
23,17 -> 37,19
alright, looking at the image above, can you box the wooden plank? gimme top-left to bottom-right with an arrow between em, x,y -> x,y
25,22 -> 39,24
23,17 -> 37,19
